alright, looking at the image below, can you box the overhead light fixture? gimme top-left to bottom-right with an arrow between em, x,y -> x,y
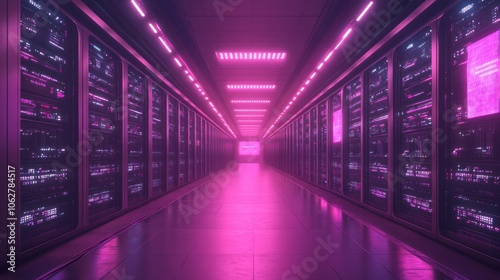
234,109 -> 267,112
148,23 -> 158,33
158,37 -> 172,53
324,51 -> 334,62
130,0 -> 237,138
216,52 -> 286,61
231,100 -> 270,103
131,0 -> 146,17
357,1 -> 374,21
335,28 -> 353,50
227,85 -> 276,90
174,58 -> 182,67
235,115 -> 265,117
237,120 -> 263,122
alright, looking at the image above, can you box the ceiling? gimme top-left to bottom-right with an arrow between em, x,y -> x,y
81,0 -> 422,139
180,0 -> 334,137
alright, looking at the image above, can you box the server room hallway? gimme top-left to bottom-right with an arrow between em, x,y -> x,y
34,163 -> 451,280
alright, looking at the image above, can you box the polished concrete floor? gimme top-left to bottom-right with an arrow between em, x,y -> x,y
48,163 -> 453,280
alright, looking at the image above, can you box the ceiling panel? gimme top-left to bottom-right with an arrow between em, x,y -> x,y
175,0 -> 340,137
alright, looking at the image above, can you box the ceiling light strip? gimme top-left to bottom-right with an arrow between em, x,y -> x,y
216,52 -> 286,61
129,1 -> 236,138
264,1 -> 374,139
357,1 -> 374,21
131,0 -> 146,17
231,100 -> 270,103
234,109 -> 267,112
227,85 -> 276,90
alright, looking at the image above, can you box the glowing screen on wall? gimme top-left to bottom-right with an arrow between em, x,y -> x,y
239,141 -> 260,155
467,31 -> 500,119
332,110 -> 342,143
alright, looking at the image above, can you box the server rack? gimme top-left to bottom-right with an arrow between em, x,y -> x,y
126,66 -> 147,205
344,78 -> 362,200
329,91 -> 342,193
87,37 -> 122,221
441,0 -> 500,259
201,119 -> 207,176
304,113 -> 310,181
19,0 -> 78,248
319,101 -> 328,188
263,0 -> 500,266
195,115 -> 201,179
2,0 -> 237,265
188,109 -> 195,182
311,107 -> 318,184
287,127 -> 291,172
208,124 -> 214,173
365,59 -> 389,211
298,117 -> 304,179
178,103 -> 188,185
394,27 -> 433,230
286,126 -> 290,173
293,120 -> 298,176
152,84 -> 166,195
167,96 -> 178,190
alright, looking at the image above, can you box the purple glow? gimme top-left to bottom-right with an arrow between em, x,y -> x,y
333,110 -> 342,143
239,141 -> 260,155
467,31 -> 500,118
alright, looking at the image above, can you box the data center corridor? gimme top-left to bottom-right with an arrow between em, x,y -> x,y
10,163 -> 484,280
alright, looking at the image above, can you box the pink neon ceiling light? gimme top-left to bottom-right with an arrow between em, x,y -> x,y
129,1 -> 237,138
234,109 -> 267,112
357,2 -> 374,21
148,23 -> 158,33
264,1 -> 374,139
131,0 -> 146,17
216,52 -> 286,61
231,100 -> 270,103
227,85 -> 276,90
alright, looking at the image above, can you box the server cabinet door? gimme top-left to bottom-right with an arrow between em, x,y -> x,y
442,0 -> 500,259
20,0 -> 79,248
344,78 -> 362,201
365,59 -> 389,211
152,84 -> 166,195
329,92 -> 342,193
394,27 -> 433,229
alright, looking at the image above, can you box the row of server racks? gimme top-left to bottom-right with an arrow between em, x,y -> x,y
0,0 -> 235,263
264,0 -> 500,266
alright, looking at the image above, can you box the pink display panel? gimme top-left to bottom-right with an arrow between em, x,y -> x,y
332,110 -> 342,143
239,141 -> 260,155
467,31 -> 500,119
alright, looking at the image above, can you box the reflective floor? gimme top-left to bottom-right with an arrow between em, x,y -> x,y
49,163 -> 452,280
